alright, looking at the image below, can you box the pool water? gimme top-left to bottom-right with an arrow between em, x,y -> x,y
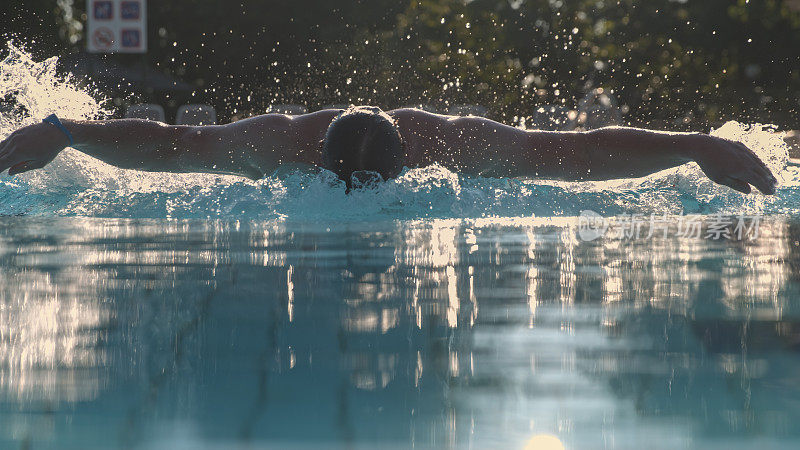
3,42 -> 800,449
1,217 -> 800,449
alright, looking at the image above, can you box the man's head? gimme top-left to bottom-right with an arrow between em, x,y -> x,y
322,106 -> 404,190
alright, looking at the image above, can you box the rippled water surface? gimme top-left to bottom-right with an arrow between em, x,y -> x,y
1,217 -> 800,449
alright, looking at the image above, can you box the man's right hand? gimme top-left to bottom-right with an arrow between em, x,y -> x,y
0,122 -> 70,175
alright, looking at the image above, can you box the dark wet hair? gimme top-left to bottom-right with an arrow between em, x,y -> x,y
322,106 -> 404,190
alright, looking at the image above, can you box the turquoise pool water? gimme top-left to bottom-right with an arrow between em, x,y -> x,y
1,217 -> 799,449
3,43 -> 800,449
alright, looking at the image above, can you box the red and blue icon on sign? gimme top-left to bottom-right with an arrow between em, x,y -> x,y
93,1 -> 113,20
121,29 -> 141,48
121,1 -> 141,20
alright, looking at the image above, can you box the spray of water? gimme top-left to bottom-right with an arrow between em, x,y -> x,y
0,42 -> 794,220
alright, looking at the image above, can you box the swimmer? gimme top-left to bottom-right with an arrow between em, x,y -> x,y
0,105 -> 778,194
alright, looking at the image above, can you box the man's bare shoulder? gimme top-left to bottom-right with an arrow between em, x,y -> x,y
388,108 -> 456,134
388,107 -> 449,121
221,109 -> 343,137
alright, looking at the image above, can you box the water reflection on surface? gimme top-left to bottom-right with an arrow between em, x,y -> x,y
0,216 -> 799,449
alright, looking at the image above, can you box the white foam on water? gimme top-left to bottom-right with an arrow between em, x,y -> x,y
0,42 -> 795,220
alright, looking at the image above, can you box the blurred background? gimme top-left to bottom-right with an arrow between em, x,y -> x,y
1,0 -> 799,130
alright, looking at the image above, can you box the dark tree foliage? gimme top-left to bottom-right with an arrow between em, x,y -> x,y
2,0 -> 799,130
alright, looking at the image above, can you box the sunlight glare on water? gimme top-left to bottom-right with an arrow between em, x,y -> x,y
524,435 -> 565,450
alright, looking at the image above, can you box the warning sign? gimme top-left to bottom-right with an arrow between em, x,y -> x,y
86,0 -> 147,53
91,27 -> 115,50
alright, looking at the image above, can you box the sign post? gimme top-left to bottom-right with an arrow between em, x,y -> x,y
86,0 -> 147,53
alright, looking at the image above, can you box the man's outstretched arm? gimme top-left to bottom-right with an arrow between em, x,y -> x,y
0,110 -> 339,179
391,109 -> 778,194
550,127 -> 776,194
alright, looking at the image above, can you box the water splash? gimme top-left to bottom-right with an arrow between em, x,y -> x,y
0,42 -> 795,220
0,41 -> 108,128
